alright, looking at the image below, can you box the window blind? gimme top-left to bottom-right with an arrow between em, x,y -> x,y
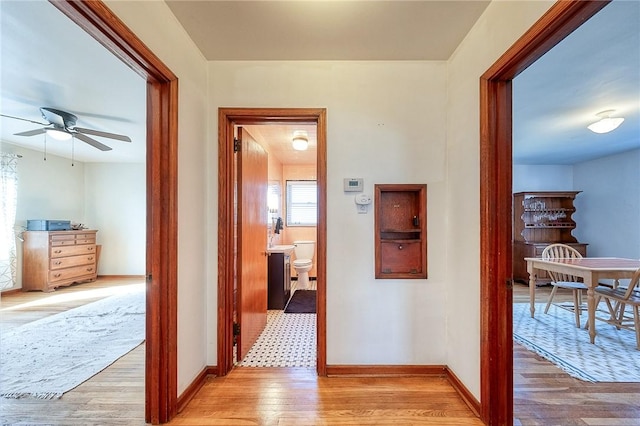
286,180 -> 317,226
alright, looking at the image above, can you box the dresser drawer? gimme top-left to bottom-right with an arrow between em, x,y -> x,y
76,236 -> 96,245
50,234 -> 77,246
50,254 -> 96,270
49,264 -> 97,283
50,244 -> 97,258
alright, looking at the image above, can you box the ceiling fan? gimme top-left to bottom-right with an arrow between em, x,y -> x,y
1,107 -> 131,151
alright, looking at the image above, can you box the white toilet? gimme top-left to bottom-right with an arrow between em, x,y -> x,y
292,240 -> 315,290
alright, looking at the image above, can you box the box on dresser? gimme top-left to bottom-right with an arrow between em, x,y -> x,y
26,220 -> 71,231
22,230 -> 98,292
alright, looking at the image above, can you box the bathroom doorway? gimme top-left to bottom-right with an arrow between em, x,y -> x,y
218,108 -> 327,377
238,125 -> 317,367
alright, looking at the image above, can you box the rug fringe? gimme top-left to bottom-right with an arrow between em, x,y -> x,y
1,391 -> 62,399
513,333 -> 597,382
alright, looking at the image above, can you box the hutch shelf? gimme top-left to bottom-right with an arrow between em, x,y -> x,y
513,191 -> 587,285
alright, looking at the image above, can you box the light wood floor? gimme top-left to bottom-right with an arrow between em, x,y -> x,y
2,278 -> 639,425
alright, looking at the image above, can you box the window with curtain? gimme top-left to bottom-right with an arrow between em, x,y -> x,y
0,153 -> 19,290
286,180 -> 317,226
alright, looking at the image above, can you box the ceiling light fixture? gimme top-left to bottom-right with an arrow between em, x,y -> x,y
292,131 -> 308,151
46,128 -> 72,141
587,110 -> 624,134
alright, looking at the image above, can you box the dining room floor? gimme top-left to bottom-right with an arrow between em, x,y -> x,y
512,281 -> 640,425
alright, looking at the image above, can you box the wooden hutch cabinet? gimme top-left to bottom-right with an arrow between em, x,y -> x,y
375,184 -> 427,279
513,191 -> 587,284
22,230 -> 99,292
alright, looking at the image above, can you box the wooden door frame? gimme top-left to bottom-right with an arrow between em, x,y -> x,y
479,1 -> 609,424
50,1 -> 178,424
218,108 -> 327,377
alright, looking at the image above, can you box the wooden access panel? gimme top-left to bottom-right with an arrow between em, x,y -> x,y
375,184 -> 427,279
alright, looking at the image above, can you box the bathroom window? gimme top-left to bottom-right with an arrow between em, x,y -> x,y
286,180 -> 317,226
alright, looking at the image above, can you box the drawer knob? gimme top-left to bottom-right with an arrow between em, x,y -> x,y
54,250 -> 62,254
55,261 -> 62,265
88,256 -> 94,260
54,273 -> 61,278
398,244 -> 404,250
87,267 -> 93,272
87,247 -> 94,251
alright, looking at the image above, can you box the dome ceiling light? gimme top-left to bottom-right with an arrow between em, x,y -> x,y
292,130 -> 308,151
587,109 -> 625,134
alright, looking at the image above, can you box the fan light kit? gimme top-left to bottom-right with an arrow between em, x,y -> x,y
587,110 -> 624,134
46,128 -> 72,141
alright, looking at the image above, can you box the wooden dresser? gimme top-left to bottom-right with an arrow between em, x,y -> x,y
22,230 -> 98,292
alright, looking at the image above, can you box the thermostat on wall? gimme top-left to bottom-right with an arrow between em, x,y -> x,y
343,178 -> 363,192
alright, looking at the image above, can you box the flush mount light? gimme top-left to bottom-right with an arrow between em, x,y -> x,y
46,128 -> 73,140
292,130 -> 308,151
587,110 -> 625,134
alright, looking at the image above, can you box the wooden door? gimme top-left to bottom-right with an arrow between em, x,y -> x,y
236,127 -> 268,361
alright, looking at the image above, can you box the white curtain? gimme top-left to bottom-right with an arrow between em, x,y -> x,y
0,153 -> 19,290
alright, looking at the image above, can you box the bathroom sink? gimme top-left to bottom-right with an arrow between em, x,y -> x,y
267,244 -> 295,254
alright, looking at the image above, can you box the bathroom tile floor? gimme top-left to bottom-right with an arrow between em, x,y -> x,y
238,307 -> 316,368
238,282 -> 317,368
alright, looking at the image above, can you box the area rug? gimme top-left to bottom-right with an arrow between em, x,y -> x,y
513,302 -> 640,382
0,284 -> 145,399
284,290 -> 316,314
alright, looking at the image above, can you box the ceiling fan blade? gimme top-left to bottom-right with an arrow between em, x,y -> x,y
15,128 -> 46,137
74,132 -> 113,151
0,113 -> 48,126
73,127 -> 131,142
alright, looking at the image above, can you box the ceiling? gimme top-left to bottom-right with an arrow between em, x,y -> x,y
164,0 -> 490,61
0,0 -> 637,166
513,0 -> 640,165
0,0 -> 147,163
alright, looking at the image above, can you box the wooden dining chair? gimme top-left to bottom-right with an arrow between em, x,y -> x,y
594,267 -> 640,350
542,243 -> 586,327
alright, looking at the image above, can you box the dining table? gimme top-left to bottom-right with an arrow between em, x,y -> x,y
525,257 -> 640,344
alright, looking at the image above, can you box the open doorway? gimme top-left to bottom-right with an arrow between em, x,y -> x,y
48,2 -> 179,423
479,1 -> 610,424
234,123 -> 318,368
218,108 -> 327,377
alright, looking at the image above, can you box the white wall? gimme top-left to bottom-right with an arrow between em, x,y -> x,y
211,61 -> 449,364
12,143 -> 85,223
573,149 -> 640,258
84,163 -> 145,275
445,0 -> 555,398
513,165 -> 574,192
106,0 -> 210,396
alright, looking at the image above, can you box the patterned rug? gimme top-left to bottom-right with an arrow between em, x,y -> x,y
513,302 -> 640,382
0,284 -> 145,398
